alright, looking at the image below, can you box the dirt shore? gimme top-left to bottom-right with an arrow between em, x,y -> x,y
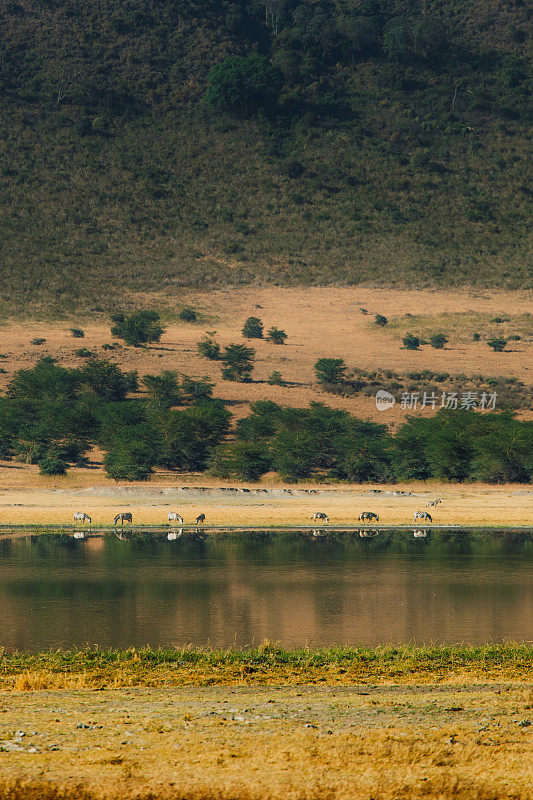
0,682 -> 531,799
0,477 -> 531,527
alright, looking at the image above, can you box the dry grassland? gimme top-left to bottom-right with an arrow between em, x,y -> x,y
0,682 -> 531,800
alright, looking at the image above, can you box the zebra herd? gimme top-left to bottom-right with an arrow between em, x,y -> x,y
73,511 -> 207,526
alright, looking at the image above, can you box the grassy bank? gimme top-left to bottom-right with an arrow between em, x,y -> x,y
2,644 -> 531,690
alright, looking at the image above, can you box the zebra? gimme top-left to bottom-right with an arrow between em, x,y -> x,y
414,511 -> 432,522
425,499 -> 442,507
358,511 -> 379,522
114,512 -> 133,526
168,512 -> 184,524
74,512 -> 91,524
196,513 -> 206,525
312,512 -> 329,522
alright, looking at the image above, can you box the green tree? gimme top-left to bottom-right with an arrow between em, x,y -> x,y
143,371 -> 181,408
374,314 -> 388,326
487,337 -> 507,352
180,375 -> 214,402
111,310 -> 165,346
38,456 -> 68,476
206,55 -> 283,114
209,441 -> 272,481
179,306 -> 197,322
197,333 -> 221,360
242,316 -> 264,339
266,326 -> 287,344
79,359 -> 137,401
314,358 -> 347,385
221,344 -> 255,382
104,441 -> 155,481
402,333 -> 420,350
429,333 -> 448,349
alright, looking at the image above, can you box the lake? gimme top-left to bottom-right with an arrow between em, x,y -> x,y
0,530 -> 531,651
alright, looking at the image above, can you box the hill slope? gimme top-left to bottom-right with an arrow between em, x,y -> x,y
0,0 -> 531,311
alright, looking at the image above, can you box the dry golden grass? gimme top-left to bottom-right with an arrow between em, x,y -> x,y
0,480 -> 531,527
0,682 -> 531,799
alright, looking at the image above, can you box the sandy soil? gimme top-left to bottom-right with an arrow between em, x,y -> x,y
0,683 -> 531,799
0,479 -> 531,527
0,286 -> 531,426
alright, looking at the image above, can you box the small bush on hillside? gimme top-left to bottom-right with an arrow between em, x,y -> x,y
268,371 -> 286,386
31,338 -> 46,345
266,327 -> 287,344
314,358 -> 347,385
38,456 -> 68,476
242,317 -> 264,339
197,333 -> 221,360
374,314 -> 388,326
403,333 -> 420,350
70,328 -> 84,338
111,310 -> 165,346
490,316 -> 509,323
221,344 -> 255,382
74,347 -> 93,358
473,333 -> 481,341
179,306 -> 197,322
429,333 -> 448,349
487,337 -> 507,352
508,334 -> 521,341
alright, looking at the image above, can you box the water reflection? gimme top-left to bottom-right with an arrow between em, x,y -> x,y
0,530 -> 531,651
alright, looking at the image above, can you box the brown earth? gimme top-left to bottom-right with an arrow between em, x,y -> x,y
0,683 -> 531,800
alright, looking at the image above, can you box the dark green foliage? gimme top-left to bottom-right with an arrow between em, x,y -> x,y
197,334 -> 221,360
142,371 -> 181,408
31,338 -> 46,345
429,333 -> 448,349
206,55 -> 283,114
314,358 -> 347,385
221,344 -> 255,382
242,317 -> 264,339
473,333 -> 481,341
111,311 -> 165,347
104,441 -> 155,481
79,359 -> 138,401
179,306 -> 197,323
268,371 -> 286,386
180,376 -> 214,402
209,441 -> 272,481
74,347 -> 94,358
38,456 -> 68,476
487,337 -> 507,351
70,328 -> 85,338
266,327 -> 287,344
403,333 -> 420,350
158,401 -> 231,472
374,315 -> 388,326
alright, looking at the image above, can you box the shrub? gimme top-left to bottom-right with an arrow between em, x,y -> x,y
143,371 -> 181,408
179,306 -> 197,323
429,333 -> 448,349
473,333 -> 481,341
79,359 -> 137,401
111,310 -> 165,346
508,334 -> 521,341
314,358 -> 347,385
490,317 -> 509,323
197,333 -> 221,360
487,337 -> 507,352
31,338 -> 46,345
403,333 -> 420,350
221,343 -> 255,382
104,442 -> 154,481
242,317 -> 264,339
206,55 -> 283,114
180,376 -> 214,402
374,315 -> 388,326
74,347 -> 93,358
38,456 -> 68,476
70,328 -> 85,338
268,371 -> 286,386
266,327 -> 287,344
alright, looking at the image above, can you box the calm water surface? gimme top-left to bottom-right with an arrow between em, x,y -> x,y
0,530 -> 532,650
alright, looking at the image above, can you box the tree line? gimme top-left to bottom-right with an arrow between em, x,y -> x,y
0,359 -> 530,484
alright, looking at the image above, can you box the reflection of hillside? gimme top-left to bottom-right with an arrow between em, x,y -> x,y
0,534 -> 531,650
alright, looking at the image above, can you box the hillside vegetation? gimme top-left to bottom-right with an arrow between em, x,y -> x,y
0,0 -> 531,311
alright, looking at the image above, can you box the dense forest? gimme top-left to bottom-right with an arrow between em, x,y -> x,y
0,0 -> 531,310
0,358 -> 531,482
